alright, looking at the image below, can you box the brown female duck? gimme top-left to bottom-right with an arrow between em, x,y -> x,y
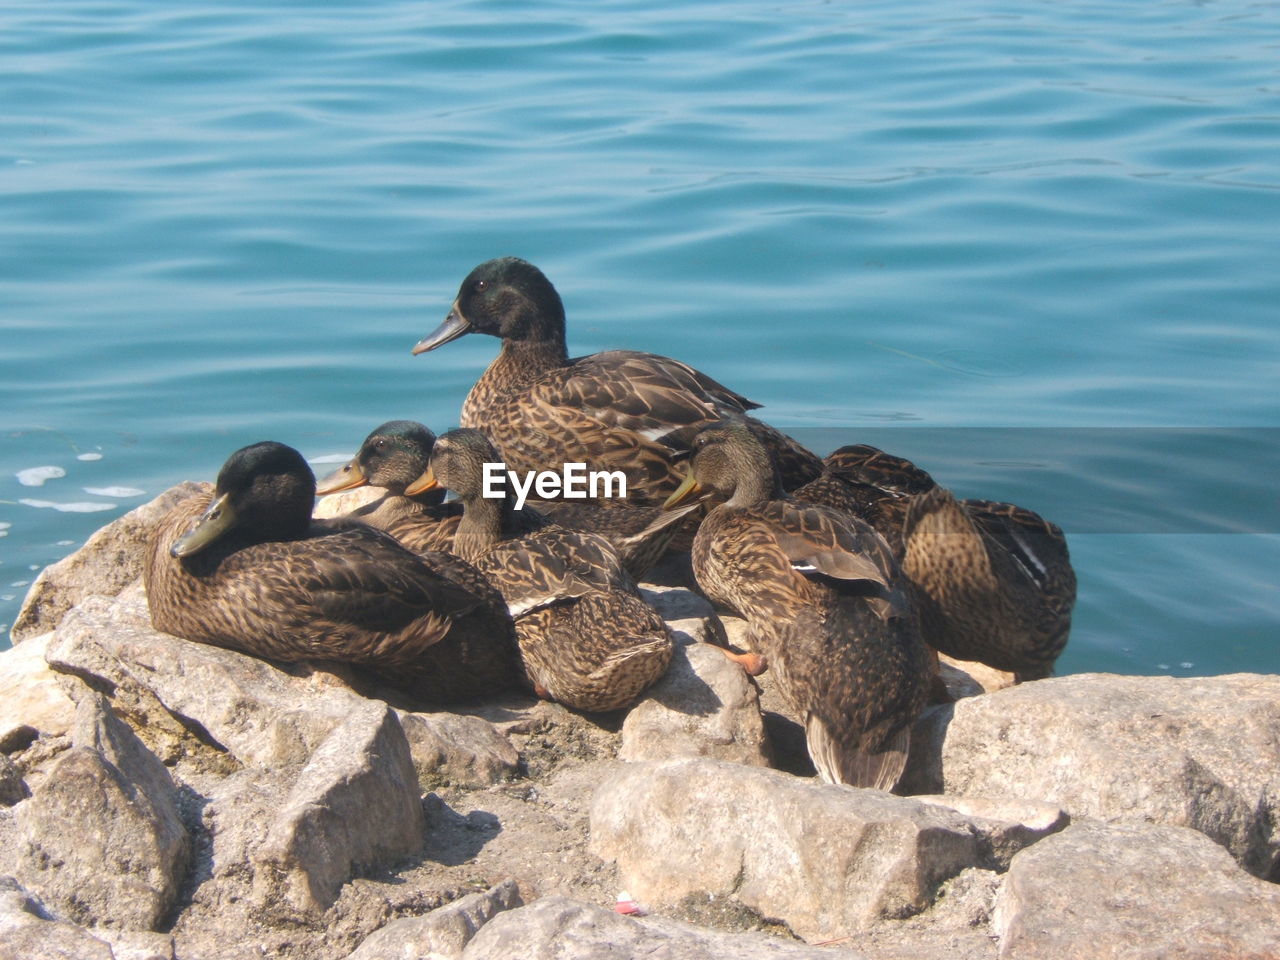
321,419 -> 691,579
795,444 -> 1076,680
410,257 -> 821,506
144,440 -> 522,702
315,420 -> 461,554
412,428 -> 674,712
665,423 -> 929,790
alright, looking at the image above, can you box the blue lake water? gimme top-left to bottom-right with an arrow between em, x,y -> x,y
2,0 -> 1278,674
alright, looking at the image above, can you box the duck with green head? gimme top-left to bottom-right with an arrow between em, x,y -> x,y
145,440 -> 522,703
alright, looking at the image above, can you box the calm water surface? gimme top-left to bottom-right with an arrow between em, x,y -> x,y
2,0 -> 1278,673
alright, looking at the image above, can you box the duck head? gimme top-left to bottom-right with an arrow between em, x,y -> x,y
171,441 -> 315,558
412,257 -> 566,354
664,421 -> 781,510
316,420 -> 440,499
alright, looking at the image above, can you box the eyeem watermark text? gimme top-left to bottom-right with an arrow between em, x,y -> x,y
483,462 -> 626,510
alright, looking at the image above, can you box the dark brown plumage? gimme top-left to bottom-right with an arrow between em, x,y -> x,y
420,428 -> 674,712
144,441 -> 522,703
410,257 -> 822,506
666,424 -> 929,790
795,444 -> 1076,680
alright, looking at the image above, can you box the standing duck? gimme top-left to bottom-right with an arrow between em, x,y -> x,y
794,444 -> 1075,680
410,257 -> 822,506
665,423 -> 929,790
411,428 -> 674,712
144,441 -> 522,702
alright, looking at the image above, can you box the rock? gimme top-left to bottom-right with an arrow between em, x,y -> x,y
640,585 -> 716,622
0,755 -> 25,806
910,796 -> 1068,870
937,655 -> 1016,696
314,485 -> 384,520
345,880 -> 523,960
47,592 -> 366,769
10,482 -> 207,643
95,930 -> 177,960
902,673 -> 1280,879
590,757 -> 989,943
251,701 -> 425,922
619,628 -> 770,767
397,711 -> 519,789
0,633 -> 79,750
15,693 -> 190,930
0,875 -> 116,960
991,820 -> 1280,959
458,896 -> 854,960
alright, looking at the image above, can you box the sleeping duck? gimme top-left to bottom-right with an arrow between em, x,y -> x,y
665,423 -> 929,790
795,444 -> 1076,680
410,428 -> 674,712
410,256 -> 822,506
144,440 -> 522,702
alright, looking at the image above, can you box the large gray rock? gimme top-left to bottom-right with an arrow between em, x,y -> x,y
903,673 -> 1280,878
397,711 -> 519,789
992,821 -> 1280,959
345,880 -> 523,960
619,626 -> 770,768
459,896 -> 860,960
251,700 -> 425,922
11,482 -> 207,643
47,592 -> 366,769
15,693 -> 190,930
0,875 -> 116,960
0,632 -> 79,751
590,757 -> 990,943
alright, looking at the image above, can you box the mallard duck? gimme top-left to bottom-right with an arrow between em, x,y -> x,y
410,256 -> 822,506
323,420 -> 692,579
144,441 -> 523,702
665,423 -> 929,790
412,428 -> 674,712
315,420 -> 461,554
794,444 -> 1075,680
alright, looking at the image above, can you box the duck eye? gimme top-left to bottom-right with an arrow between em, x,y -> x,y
474,279 -> 487,293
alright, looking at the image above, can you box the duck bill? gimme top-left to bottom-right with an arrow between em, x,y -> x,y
315,459 -> 367,495
412,302 -> 471,355
663,472 -> 703,510
404,465 -> 441,497
171,493 -> 238,558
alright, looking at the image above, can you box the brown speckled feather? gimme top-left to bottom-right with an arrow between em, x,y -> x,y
145,477 -> 521,703
903,486 -> 1076,679
428,428 -> 675,712
680,425 -> 929,789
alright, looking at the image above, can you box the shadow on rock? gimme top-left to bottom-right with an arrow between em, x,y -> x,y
422,794 -> 503,867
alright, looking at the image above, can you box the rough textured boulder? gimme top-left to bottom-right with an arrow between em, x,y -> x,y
0,632 -> 78,750
619,625 -> 770,767
10,482 -> 206,643
902,673 -> 1280,879
345,880 -> 523,960
458,896 -> 856,960
397,711 -> 519,789
15,693 -> 190,931
251,700 -> 426,922
0,875 -> 116,960
47,591 -> 367,768
590,757 -> 992,943
910,795 -> 1068,871
992,820 -> 1280,959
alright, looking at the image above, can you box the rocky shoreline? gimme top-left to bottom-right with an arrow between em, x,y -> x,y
1,489 -> 1278,960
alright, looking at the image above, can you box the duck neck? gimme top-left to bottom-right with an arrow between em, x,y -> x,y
455,490 -> 512,562
725,463 -> 782,509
